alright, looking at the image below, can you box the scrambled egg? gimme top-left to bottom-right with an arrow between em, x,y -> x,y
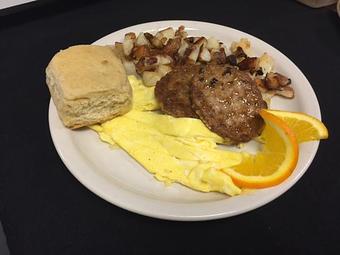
129,75 -> 159,111
91,75 -> 243,196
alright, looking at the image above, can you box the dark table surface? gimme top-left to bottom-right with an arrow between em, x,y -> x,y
1,0 -> 340,254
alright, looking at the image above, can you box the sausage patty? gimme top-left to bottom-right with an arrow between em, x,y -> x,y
155,64 -> 200,118
191,64 -> 267,143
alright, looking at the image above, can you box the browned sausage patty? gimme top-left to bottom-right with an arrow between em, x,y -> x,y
191,64 -> 267,143
155,65 -> 200,118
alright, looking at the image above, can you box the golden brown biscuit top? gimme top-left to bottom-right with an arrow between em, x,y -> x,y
48,45 -> 127,100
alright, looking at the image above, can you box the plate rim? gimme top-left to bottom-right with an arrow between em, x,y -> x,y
48,20 -> 321,221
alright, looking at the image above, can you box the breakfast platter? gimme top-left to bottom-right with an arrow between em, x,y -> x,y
48,20 -> 324,221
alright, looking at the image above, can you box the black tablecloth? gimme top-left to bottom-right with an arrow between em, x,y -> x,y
1,0 -> 339,254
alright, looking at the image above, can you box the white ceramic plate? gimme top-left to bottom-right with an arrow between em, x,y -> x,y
49,20 -> 321,221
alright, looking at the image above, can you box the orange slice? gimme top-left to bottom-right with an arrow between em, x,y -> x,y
222,109 -> 299,188
266,110 -> 328,143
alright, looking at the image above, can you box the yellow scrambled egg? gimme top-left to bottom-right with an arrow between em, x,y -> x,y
91,75 -> 243,196
128,75 -> 159,111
